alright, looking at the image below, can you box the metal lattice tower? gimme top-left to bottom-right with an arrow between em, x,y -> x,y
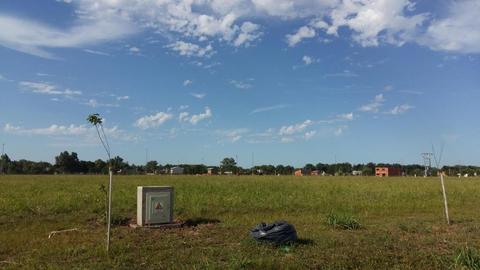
421,152 -> 433,177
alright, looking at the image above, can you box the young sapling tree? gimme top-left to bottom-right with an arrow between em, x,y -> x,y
87,113 -> 114,252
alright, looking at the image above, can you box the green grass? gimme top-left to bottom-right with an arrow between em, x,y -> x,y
326,212 -> 361,230
454,247 -> 480,270
1,175 -> 480,269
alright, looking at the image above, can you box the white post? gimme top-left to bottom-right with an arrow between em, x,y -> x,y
107,168 -> 113,252
440,172 -> 450,225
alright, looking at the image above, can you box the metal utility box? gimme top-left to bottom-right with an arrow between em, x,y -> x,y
137,186 -> 173,226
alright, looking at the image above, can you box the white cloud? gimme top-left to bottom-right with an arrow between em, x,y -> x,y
190,92 -> 206,99
323,0 -> 428,47
233,22 -> 262,47
166,41 -> 215,57
116,95 -> 129,101
36,72 -> 52,77
386,104 -> 413,115
83,49 -> 110,56
3,123 -> 135,141
279,120 -> 313,135
334,125 -> 348,136
19,81 -> 82,97
250,104 -> 290,114
1,0 -> 476,59
302,55 -> 313,65
359,94 -> 385,113
135,112 -> 173,129
217,128 -> 249,143
129,46 -> 140,53
178,105 -> 189,111
336,112 -> 354,121
183,79 -> 193,86
178,112 -> 190,122
286,26 -> 316,47
304,130 -> 317,140
189,107 -> 212,125
230,79 -> 252,89
281,137 -> 295,143
0,15 -> 135,59
324,70 -> 358,78
83,99 -> 119,108
421,0 -> 480,53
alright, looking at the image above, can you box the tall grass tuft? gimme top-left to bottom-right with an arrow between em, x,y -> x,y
454,247 -> 480,270
326,212 -> 361,230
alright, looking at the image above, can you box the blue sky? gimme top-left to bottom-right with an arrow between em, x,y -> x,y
0,0 -> 479,167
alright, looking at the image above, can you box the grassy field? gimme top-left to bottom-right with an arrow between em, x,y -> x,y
1,175 -> 480,269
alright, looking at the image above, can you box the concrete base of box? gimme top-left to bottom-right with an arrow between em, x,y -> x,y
129,221 -> 183,229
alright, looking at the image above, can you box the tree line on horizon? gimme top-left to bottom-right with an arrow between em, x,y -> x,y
0,151 -> 479,176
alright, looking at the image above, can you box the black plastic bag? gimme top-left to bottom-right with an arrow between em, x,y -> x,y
250,220 -> 298,245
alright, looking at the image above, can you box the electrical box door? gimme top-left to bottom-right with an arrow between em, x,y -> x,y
146,192 -> 171,224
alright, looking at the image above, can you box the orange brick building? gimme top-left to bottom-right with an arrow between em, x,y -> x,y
375,167 -> 401,177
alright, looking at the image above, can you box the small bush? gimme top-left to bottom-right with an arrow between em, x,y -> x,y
326,212 -> 361,230
454,247 -> 480,270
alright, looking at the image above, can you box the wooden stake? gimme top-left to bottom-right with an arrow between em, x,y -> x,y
440,172 -> 450,225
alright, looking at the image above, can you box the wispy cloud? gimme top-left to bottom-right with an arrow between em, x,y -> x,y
324,70 -> 358,78
334,125 -> 348,136
190,92 -> 206,99
302,55 -> 314,65
230,79 -> 252,89
217,128 -> 249,143
82,99 -> 119,108
188,107 -> 212,125
336,112 -> 354,121
385,104 -> 414,115
183,79 -> 193,86
19,81 -> 82,97
250,104 -> 290,114
304,130 -> 317,140
83,49 -> 110,56
166,41 -> 215,57
279,120 -> 313,136
116,95 -> 129,101
129,46 -> 140,53
0,15 -> 135,59
359,94 -> 385,113
3,123 -> 136,141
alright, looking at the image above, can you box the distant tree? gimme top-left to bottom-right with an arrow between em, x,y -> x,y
275,165 -> 285,175
304,163 -> 316,173
220,157 -> 237,173
109,156 -> 127,173
145,160 -> 158,174
94,159 -> 107,174
55,151 -> 81,174
0,154 -> 11,174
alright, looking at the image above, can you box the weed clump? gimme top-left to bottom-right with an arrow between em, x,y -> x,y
326,212 -> 361,230
454,246 -> 480,270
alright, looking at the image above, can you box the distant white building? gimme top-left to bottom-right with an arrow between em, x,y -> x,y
170,166 -> 184,175
352,170 -> 363,176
